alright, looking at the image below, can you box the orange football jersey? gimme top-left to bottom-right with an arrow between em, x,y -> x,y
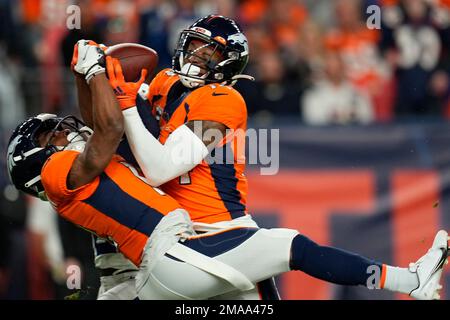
41,150 -> 182,266
324,27 -> 383,91
148,69 -> 248,224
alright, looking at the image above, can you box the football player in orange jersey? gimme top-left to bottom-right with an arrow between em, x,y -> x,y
123,16 -> 254,224
6,40 -> 448,300
121,14 -> 281,300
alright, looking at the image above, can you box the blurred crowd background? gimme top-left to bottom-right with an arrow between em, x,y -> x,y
0,0 -> 448,299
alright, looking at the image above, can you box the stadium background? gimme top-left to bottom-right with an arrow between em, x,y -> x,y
0,0 -> 449,299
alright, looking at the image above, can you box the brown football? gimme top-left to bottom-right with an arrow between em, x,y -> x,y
105,43 -> 159,83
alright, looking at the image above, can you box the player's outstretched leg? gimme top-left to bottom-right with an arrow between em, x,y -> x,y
289,230 -> 449,300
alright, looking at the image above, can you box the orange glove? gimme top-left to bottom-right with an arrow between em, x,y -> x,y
106,56 -> 148,110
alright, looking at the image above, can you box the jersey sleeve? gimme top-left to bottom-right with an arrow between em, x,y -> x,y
148,69 -> 170,99
148,68 -> 174,109
41,150 -> 99,204
186,86 -> 247,130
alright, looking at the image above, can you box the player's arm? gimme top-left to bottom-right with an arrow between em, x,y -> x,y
71,42 -> 108,128
67,42 -> 125,189
185,120 -> 227,151
75,74 -> 94,128
122,112 -> 226,187
71,42 -> 94,128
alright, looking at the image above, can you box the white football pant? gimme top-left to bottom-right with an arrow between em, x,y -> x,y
136,228 -> 298,299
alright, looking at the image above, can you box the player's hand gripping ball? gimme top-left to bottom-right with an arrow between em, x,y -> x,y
106,56 -> 147,110
104,43 -> 158,83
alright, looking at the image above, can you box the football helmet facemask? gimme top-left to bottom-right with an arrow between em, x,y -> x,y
172,15 -> 254,88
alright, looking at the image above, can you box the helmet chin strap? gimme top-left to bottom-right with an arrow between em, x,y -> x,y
228,74 -> 255,87
179,63 -> 208,88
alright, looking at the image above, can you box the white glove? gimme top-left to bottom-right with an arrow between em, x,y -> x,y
73,40 -> 106,84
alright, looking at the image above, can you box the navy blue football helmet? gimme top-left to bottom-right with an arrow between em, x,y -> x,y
172,15 -> 253,88
6,113 -> 87,199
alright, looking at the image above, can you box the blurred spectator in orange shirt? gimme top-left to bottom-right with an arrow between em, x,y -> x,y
268,0 -> 308,52
238,0 -> 308,54
325,0 -> 393,121
238,0 -> 268,26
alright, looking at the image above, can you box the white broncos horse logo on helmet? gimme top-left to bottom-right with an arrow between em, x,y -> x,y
227,33 -> 249,56
7,135 -> 20,174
